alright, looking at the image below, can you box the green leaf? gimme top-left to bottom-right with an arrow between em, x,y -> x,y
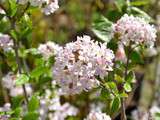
28,96 -> 39,112
130,0 -> 149,6
119,92 -> 128,98
115,74 -> 123,83
100,88 -> 112,100
92,16 -> 113,42
130,50 -> 143,64
30,66 -> 48,78
131,7 -> 153,22
13,107 -> 22,118
8,0 -> 17,17
25,48 -> 39,55
124,83 -> 132,92
10,30 -> 18,41
126,71 -> 136,83
114,0 -> 126,12
23,112 -> 39,120
106,82 -> 117,90
15,74 -> 29,86
111,97 -> 120,114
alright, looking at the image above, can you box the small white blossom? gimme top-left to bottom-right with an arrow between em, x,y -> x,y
39,90 -> 78,120
0,33 -> 13,51
0,103 -> 11,112
48,103 -> 78,120
53,35 -> 114,94
18,0 -> 59,15
2,73 -> 32,97
42,0 -> 59,15
10,84 -> 32,97
38,41 -> 62,59
85,111 -> 111,120
0,8 -> 6,14
2,73 -> 16,89
113,14 -> 157,47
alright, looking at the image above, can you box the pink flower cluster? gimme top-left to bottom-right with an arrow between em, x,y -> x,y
53,35 -> 114,94
113,14 -> 157,47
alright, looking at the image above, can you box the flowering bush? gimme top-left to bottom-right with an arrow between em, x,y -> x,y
0,0 -> 159,120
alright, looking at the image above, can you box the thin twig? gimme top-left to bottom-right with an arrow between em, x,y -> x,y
9,3 -> 31,104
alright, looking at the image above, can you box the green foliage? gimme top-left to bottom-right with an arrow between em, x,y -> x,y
114,0 -> 126,12
30,66 -> 49,79
8,0 -> 18,17
126,71 -> 136,83
124,82 -> 132,92
130,7 -> 153,22
130,50 -> 143,64
23,112 -> 39,120
110,97 -> 120,114
92,16 -> 113,42
0,0 -> 158,119
16,74 -> 30,86
28,95 -> 39,112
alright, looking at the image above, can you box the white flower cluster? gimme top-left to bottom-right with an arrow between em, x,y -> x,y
39,89 -> 78,120
2,73 -> 32,97
18,0 -> 59,15
113,14 -> 157,47
85,111 -> 111,120
38,41 -> 62,59
53,35 -> 114,94
0,33 -> 13,51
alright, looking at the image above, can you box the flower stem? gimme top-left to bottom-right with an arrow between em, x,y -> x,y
11,20 -> 29,104
13,38 -> 29,104
121,45 -> 131,120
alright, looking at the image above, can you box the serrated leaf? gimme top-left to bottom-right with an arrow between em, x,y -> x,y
23,112 -> 39,120
115,74 -> 123,83
30,66 -> 48,78
8,0 -> 17,17
106,82 -> 117,90
124,83 -> 132,92
10,30 -> 18,41
16,74 -> 29,86
100,88 -> 110,99
92,16 -> 113,42
28,96 -> 39,112
111,97 -> 120,114
130,50 -> 143,64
